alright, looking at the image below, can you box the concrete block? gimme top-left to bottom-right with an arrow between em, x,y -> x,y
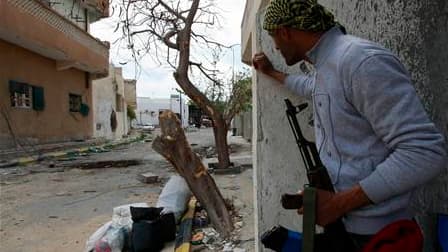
137,172 -> 159,184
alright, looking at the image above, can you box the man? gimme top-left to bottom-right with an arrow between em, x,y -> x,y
253,0 -> 446,250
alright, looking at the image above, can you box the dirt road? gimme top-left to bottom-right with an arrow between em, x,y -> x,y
0,128 -> 254,252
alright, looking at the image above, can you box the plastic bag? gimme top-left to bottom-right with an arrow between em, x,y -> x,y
156,175 -> 191,221
112,202 -> 148,229
85,221 -> 112,252
94,226 -> 128,252
85,203 -> 148,252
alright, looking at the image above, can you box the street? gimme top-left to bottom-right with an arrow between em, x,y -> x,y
0,128 -> 254,252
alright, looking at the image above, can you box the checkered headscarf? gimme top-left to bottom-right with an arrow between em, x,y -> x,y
263,0 -> 337,33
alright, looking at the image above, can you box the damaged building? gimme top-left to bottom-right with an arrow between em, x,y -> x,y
0,0 -> 110,149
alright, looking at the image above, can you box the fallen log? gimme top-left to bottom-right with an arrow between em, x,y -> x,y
152,111 -> 233,237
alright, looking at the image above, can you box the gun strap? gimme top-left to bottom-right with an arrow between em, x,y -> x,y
302,186 -> 317,252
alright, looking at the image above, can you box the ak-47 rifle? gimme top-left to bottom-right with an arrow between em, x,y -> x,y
282,99 -> 355,252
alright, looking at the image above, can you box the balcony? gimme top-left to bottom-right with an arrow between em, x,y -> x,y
81,0 -> 110,21
0,0 -> 109,77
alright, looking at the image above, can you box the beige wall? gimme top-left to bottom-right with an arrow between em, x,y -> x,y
0,40 -> 93,149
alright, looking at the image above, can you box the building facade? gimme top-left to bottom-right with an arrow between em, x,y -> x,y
137,95 -> 189,128
242,0 -> 448,251
92,65 -> 133,140
124,79 -> 137,109
0,0 -> 109,149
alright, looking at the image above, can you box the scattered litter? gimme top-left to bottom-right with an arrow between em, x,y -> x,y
85,203 -> 149,252
191,232 -> 204,245
193,212 -> 208,227
223,242 -> 234,251
234,221 -> 243,229
112,203 -> 148,228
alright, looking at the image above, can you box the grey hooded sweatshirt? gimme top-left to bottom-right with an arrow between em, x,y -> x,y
285,27 -> 446,234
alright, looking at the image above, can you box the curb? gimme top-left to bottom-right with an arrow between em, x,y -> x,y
0,135 -> 148,168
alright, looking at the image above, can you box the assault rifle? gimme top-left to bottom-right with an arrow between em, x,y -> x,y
261,99 -> 355,252
284,99 -> 354,252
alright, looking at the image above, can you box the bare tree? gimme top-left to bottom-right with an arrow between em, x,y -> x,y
116,0 -> 250,170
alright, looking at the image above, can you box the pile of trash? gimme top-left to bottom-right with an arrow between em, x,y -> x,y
84,175 -> 191,252
189,201 -> 247,252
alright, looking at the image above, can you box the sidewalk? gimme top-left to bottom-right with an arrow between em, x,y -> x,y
0,133 -> 148,168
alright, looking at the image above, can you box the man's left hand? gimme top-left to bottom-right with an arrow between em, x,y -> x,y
297,185 -> 372,227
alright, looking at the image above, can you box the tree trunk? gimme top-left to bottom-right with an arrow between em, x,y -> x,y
152,110 -> 233,237
212,116 -> 231,169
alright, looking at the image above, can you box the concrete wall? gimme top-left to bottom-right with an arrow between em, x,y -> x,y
92,65 -> 129,140
250,12 -> 313,250
242,0 -> 448,250
0,39 -> 92,149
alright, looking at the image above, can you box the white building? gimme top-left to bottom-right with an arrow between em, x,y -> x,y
137,94 -> 189,128
92,65 -> 131,140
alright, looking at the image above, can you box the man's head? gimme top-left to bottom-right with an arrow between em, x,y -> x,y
263,0 -> 337,65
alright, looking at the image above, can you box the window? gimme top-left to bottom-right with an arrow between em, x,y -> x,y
69,94 -> 82,112
9,81 -> 45,111
9,81 -> 32,109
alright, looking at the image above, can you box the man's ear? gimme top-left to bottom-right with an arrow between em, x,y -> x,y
278,26 -> 292,41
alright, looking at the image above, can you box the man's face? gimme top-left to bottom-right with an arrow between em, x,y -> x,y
270,28 -> 306,66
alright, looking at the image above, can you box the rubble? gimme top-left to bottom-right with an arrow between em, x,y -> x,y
137,172 -> 158,184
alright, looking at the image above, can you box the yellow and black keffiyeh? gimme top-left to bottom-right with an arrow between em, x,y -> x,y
263,0 -> 337,33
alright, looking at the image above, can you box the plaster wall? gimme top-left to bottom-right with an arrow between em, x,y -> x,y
248,11 -> 316,250
92,65 -> 129,140
0,40 -> 92,149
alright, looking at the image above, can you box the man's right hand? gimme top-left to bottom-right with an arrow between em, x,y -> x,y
253,52 -> 274,74
252,52 -> 287,84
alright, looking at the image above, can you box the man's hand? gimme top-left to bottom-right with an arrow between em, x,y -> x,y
252,52 -> 287,83
253,52 -> 274,74
297,185 -> 372,227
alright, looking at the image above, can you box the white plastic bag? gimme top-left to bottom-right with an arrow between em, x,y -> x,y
85,221 -> 112,252
112,202 -> 148,229
85,203 -> 149,252
156,175 -> 191,221
94,226 -> 127,252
